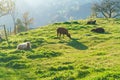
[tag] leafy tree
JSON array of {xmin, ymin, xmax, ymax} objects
[
  {"xmin": 16, "ymin": 18, "xmax": 26, "ymax": 33},
  {"xmin": 92, "ymin": 0, "xmax": 120, "ymax": 18}
]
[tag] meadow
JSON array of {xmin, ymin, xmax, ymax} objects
[{"xmin": 0, "ymin": 18, "xmax": 120, "ymax": 80}]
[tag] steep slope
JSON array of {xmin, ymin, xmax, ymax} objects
[{"xmin": 0, "ymin": 18, "xmax": 120, "ymax": 80}]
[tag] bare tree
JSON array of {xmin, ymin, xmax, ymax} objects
[
  {"xmin": 0, "ymin": 0, "xmax": 17, "ymax": 34},
  {"xmin": 92, "ymin": 0, "xmax": 120, "ymax": 18},
  {"xmin": 7, "ymin": 0, "xmax": 17, "ymax": 34},
  {"xmin": 0, "ymin": 0, "xmax": 9, "ymax": 17},
  {"xmin": 22, "ymin": 12, "xmax": 34, "ymax": 31}
]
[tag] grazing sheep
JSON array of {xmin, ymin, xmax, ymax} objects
[
  {"xmin": 17, "ymin": 42, "xmax": 31, "ymax": 50},
  {"xmin": 91, "ymin": 28, "xmax": 105, "ymax": 33},
  {"xmin": 57, "ymin": 27, "xmax": 71, "ymax": 39},
  {"xmin": 87, "ymin": 20, "xmax": 96, "ymax": 25}
]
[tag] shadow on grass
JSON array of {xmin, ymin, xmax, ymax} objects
[
  {"xmin": 67, "ymin": 38, "xmax": 88, "ymax": 50},
  {"xmin": 91, "ymin": 31, "xmax": 111, "ymax": 34}
]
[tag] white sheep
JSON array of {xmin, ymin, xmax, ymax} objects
[{"xmin": 17, "ymin": 42, "xmax": 31, "ymax": 50}]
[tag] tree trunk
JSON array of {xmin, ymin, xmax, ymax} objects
[
  {"xmin": 10, "ymin": 14, "xmax": 16, "ymax": 35},
  {"xmin": 14, "ymin": 24, "xmax": 16, "ymax": 34},
  {"xmin": 101, "ymin": 11, "xmax": 108, "ymax": 18}
]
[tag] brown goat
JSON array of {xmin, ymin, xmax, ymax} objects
[{"xmin": 57, "ymin": 27, "xmax": 71, "ymax": 39}]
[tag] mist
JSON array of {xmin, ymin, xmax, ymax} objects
[{"xmin": 0, "ymin": 0, "xmax": 96, "ymax": 30}]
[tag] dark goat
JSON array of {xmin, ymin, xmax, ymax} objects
[
  {"xmin": 57, "ymin": 27, "xmax": 71, "ymax": 39},
  {"xmin": 91, "ymin": 28, "xmax": 105, "ymax": 33},
  {"xmin": 87, "ymin": 20, "xmax": 96, "ymax": 25}
]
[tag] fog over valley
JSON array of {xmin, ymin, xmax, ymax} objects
[{"xmin": 0, "ymin": 0, "xmax": 97, "ymax": 30}]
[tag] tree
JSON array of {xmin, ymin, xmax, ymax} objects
[
  {"xmin": 16, "ymin": 18, "xmax": 26, "ymax": 33},
  {"xmin": 0, "ymin": 0, "xmax": 9, "ymax": 17},
  {"xmin": 7, "ymin": 0, "xmax": 17, "ymax": 34},
  {"xmin": 22, "ymin": 12, "xmax": 34, "ymax": 31},
  {"xmin": 92, "ymin": 0, "xmax": 120, "ymax": 18},
  {"xmin": 0, "ymin": 0, "xmax": 17, "ymax": 34}
]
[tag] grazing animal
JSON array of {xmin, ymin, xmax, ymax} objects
[
  {"xmin": 17, "ymin": 42, "xmax": 31, "ymax": 50},
  {"xmin": 87, "ymin": 20, "xmax": 96, "ymax": 25},
  {"xmin": 91, "ymin": 28, "xmax": 105, "ymax": 33},
  {"xmin": 57, "ymin": 27, "xmax": 71, "ymax": 39}
]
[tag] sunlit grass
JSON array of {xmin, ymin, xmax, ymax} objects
[{"xmin": 0, "ymin": 18, "xmax": 120, "ymax": 80}]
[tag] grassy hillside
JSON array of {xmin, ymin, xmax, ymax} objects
[{"xmin": 0, "ymin": 18, "xmax": 120, "ymax": 80}]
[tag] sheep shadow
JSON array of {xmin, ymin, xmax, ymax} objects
[{"xmin": 67, "ymin": 38, "xmax": 88, "ymax": 50}]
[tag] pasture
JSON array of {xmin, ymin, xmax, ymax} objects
[{"xmin": 0, "ymin": 18, "xmax": 120, "ymax": 80}]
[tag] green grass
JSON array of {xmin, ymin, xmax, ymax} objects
[{"xmin": 0, "ymin": 18, "xmax": 120, "ymax": 80}]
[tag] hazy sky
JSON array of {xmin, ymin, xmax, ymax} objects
[
  {"xmin": 0, "ymin": 0, "xmax": 98, "ymax": 30},
  {"xmin": 22, "ymin": 0, "xmax": 96, "ymax": 7}
]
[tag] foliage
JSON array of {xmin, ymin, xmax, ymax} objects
[{"xmin": 16, "ymin": 18, "xmax": 26, "ymax": 33}]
